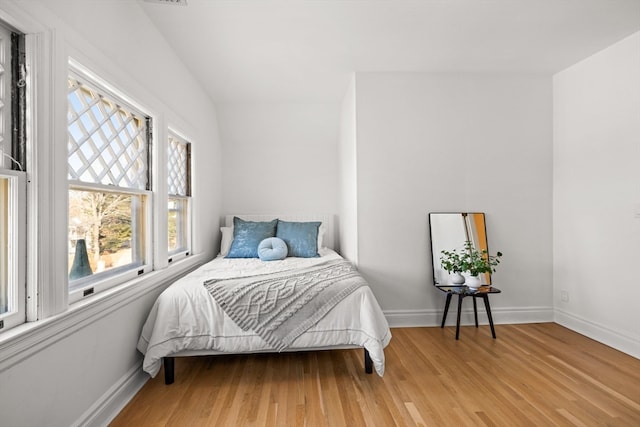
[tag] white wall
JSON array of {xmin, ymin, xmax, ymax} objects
[
  {"xmin": 553, "ymin": 32, "xmax": 640, "ymax": 358},
  {"xmin": 0, "ymin": 1, "xmax": 222, "ymax": 425},
  {"xmin": 338, "ymin": 75, "xmax": 358, "ymax": 262},
  {"xmin": 353, "ymin": 72, "xmax": 554, "ymax": 326},
  {"xmin": 218, "ymin": 103, "xmax": 340, "ymax": 220}
]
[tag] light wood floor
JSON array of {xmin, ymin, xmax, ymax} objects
[{"xmin": 111, "ymin": 323, "xmax": 640, "ymax": 426}]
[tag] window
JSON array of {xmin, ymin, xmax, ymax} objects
[
  {"xmin": 167, "ymin": 131, "xmax": 191, "ymax": 258},
  {"xmin": 0, "ymin": 21, "xmax": 26, "ymax": 330},
  {"xmin": 0, "ymin": 172, "xmax": 25, "ymax": 328},
  {"xmin": 67, "ymin": 69, "xmax": 152, "ymax": 300}
]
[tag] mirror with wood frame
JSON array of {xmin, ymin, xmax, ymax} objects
[{"xmin": 428, "ymin": 212, "xmax": 492, "ymax": 286}]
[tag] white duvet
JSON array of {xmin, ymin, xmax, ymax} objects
[{"xmin": 137, "ymin": 248, "xmax": 391, "ymax": 377}]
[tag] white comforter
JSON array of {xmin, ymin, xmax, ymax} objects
[{"xmin": 137, "ymin": 248, "xmax": 391, "ymax": 376}]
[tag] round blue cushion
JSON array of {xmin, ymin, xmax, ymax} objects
[{"xmin": 258, "ymin": 237, "xmax": 288, "ymax": 261}]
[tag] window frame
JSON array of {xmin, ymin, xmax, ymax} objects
[
  {"xmin": 0, "ymin": 170, "xmax": 26, "ymax": 330},
  {"xmin": 67, "ymin": 63, "xmax": 155, "ymax": 303},
  {"xmin": 67, "ymin": 182, "xmax": 153, "ymax": 304}
]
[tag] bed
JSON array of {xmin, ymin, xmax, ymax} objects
[{"xmin": 137, "ymin": 214, "xmax": 391, "ymax": 384}]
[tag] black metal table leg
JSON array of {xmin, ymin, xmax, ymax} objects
[
  {"xmin": 455, "ymin": 294, "xmax": 464, "ymax": 340},
  {"xmin": 441, "ymin": 292, "xmax": 452, "ymax": 328},
  {"xmin": 473, "ymin": 296, "xmax": 479, "ymax": 327},
  {"xmin": 483, "ymin": 294, "xmax": 497, "ymax": 339},
  {"xmin": 435, "ymin": 285, "xmax": 501, "ymax": 341}
]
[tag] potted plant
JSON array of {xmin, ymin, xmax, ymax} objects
[{"xmin": 439, "ymin": 241, "xmax": 502, "ymax": 288}]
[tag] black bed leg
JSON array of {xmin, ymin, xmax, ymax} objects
[
  {"xmin": 164, "ymin": 357, "xmax": 175, "ymax": 385},
  {"xmin": 364, "ymin": 349, "xmax": 373, "ymax": 374}
]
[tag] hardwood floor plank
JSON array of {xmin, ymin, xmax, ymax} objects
[{"xmin": 111, "ymin": 324, "xmax": 640, "ymax": 426}]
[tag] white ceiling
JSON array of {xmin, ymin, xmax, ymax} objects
[{"xmin": 140, "ymin": 0, "xmax": 640, "ymax": 103}]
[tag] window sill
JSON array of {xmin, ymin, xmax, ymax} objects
[{"xmin": 0, "ymin": 253, "xmax": 207, "ymax": 374}]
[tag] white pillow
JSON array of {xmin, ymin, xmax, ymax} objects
[
  {"xmin": 220, "ymin": 226, "xmax": 234, "ymax": 256},
  {"xmin": 317, "ymin": 223, "xmax": 325, "ymax": 249}
]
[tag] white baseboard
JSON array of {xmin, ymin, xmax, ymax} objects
[
  {"xmin": 385, "ymin": 306, "xmax": 554, "ymax": 328},
  {"xmin": 74, "ymin": 361, "xmax": 149, "ymax": 427},
  {"xmin": 554, "ymin": 309, "xmax": 640, "ymax": 359}
]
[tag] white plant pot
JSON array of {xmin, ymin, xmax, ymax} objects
[
  {"xmin": 450, "ymin": 272, "xmax": 465, "ymax": 285},
  {"xmin": 465, "ymin": 275, "xmax": 482, "ymax": 289}
]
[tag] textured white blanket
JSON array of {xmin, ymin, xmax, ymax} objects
[{"xmin": 204, "ymin": 260, "xmax": 365, "ymax": 351}]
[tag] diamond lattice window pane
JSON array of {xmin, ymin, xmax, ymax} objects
[
  {"xmin": 167, "ymin": 134, "xmax": 190, "ymax": 196},
  {"xmin": 68, "ymin": 77, "xmax": 148, "ymax": 190}
]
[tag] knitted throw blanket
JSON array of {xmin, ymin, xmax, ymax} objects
[{"xmin": 203, "ymin": 260, "xmax": 366, "ymax": 351}]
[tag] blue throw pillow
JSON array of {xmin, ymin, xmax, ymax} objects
[
  {"xmin": 226, "ymin": 217, "xmax": 278, "ymax": 258},
  {"xmin": 258, "ymin": 237, "xmax": 288, "ymax": 261},
  {"xmin": 276, "ymin": 220, "xmax": 321, "ymax": 258}
]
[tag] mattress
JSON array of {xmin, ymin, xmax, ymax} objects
[{"xmin": 137, "ymin": 248, "xmax": 391, "ymax": 376}]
